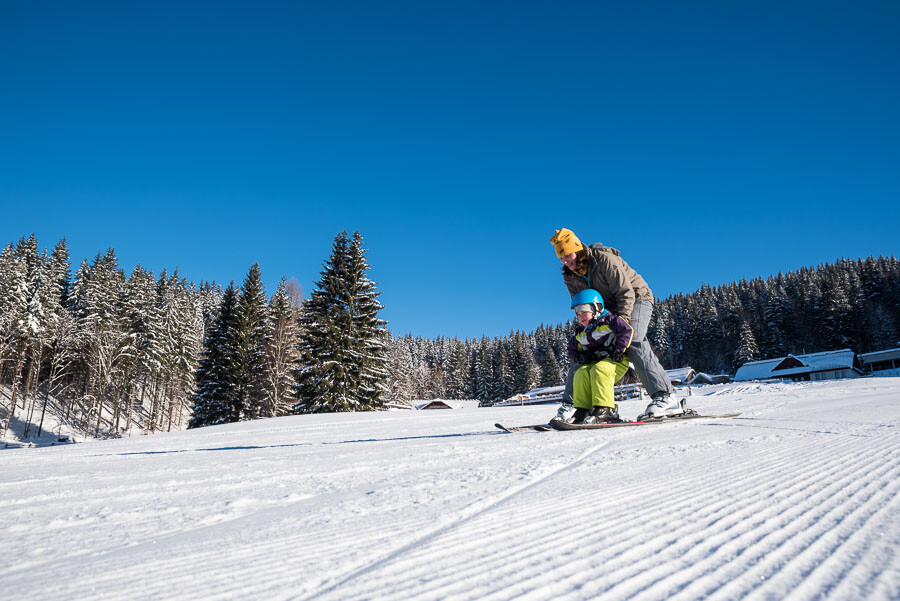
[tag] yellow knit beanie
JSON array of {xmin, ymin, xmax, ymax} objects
[{"xmin": 550, "ymin": 228, "xmax": 584, "ymax": 258}]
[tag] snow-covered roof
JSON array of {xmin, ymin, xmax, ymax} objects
[
  {"xmin": 858, "ymin": 347, "xmax": 900, "ymax": 363},
  {"xmin": 688, "ymin": 372, "xmax": 730, "ymax": 385},
  {"xmin": 415, "ymin": 399, "xmax": 481, "ymax": 410},
  {"xmin": 734, "ymin": 349, "xmax": 858, "ymax": 381}
]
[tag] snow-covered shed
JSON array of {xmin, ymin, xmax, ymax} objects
[
  {"xmin": 416, "ymin": 400, "xmax": 481, "ymax": 410},
  {"xmin": 688, "ymin": 373, "xmax": 731, "ymax": 385},
  {"xmin": 858, "ymin": 346, "xmax": 900, "ymax": 376},
  {"xmin": 665, "ymin": 367, "xmax": 696, "ymax": 386},
  {"xmin": 734, "ymin": 349, "xmax": 862, "ymax": 382}
]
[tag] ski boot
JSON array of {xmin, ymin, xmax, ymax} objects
[
  {"xmin": 556, "ymin": 403, "xmax": 576, "ymax": 423},
  {"xmin": 569, "ymin": 407, "xmax": 590, "ymax": 424},
  {"xmin": 583, "ymin": 405, "xmax": 621, "ymax": 424},
  {"xmin": 639, "ymin": 393, "xmax": 685, "ymax": 420}
]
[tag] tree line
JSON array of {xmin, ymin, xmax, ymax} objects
[
  {"xmin": 0, "ymin": 235, "xmax": 218, "ymax": 439},
  {"xmin": 647, "ymin": 256, "xmax": 900, "ymax": 374},
  {"xmin": 1, "ymin": 231, "xmax": 897, "ymax": 439},
  {"xmin": 188, "ymin": 230, "xmax": 389, "ymax": 427},
  {"xmin": 0, "ymin": 231, "xmax": 391, "ymax": 439},
  {"xmin": 383, "ymin": 257, "xmax": 899, "ymax": 402}
]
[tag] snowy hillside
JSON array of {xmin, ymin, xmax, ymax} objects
[{"xmin": 2, "ymin": 378, "xmax": 898, "ymax": 601}]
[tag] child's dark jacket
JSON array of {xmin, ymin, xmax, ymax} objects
[{"xmin": 567, "ymin": 311, "xmax": 634, "ymax": 365}]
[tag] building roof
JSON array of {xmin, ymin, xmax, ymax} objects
[
  {"xmin": 415, "ymin": 399, "xmax": 481, "ymax": 410},
  {"xmin": 734, "ymin": 349, "xmax": 857, "ymax": 381},
  {"xmin": 858, "ymin": 347, "xmax": 900, "ymax": 363},
  {"xmin": 688, "ymin": 372, "xmax": 730, "ymax": 385}
]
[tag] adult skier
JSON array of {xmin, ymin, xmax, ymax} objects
[{"xmin": 550, "ymin": 227, "xmax": 683, "ymax": 418}]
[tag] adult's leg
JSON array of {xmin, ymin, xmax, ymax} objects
[
  {"xmin": 563, "ymin": 362, "xmax": 579, "ymax": 404},
  {"xmin": 625, "ymin": 300, "xmax": 674, "ymax": 397}
]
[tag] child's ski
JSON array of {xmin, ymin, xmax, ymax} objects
[
  {"xmin": 496, "ymin": 413, "xmax": 741, "ymax": 433},
  {"xmin": 549, "ymin": 412, "xmax": 742, "ymax": 431},
  {"xmin": 494, "ymin": 422, "xmax": 553, "ymax": 433}
]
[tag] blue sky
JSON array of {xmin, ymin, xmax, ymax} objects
[{"xmin": 1, "ymin": 1, "xmax": 898, "ymax": 339}]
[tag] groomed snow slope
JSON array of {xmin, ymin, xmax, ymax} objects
[{"xmin": 2, "ymin": 378, "xmax": 898, "ymax": 601}]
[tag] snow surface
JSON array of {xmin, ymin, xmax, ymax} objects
[{"xmin": 2, "ymin": 378, "xmax": 899, "ymax": 601}]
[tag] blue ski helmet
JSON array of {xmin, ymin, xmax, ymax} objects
[{"xmin": 570, "ymin": 289, "xmax": 604, "ymax": 314}]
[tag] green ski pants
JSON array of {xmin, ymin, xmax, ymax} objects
[{"xmin": 572, "ymin": 358, "xmax": 630, "ymax": 409}]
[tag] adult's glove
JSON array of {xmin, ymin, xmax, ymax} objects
[{"xmin": 612, "ymin": 349, "xmax": 625, "ymax": 363}]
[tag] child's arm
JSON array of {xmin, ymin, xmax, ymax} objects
[{"xmin": 609, "ymin": 313, "xmax": 634, "ymax": 353}]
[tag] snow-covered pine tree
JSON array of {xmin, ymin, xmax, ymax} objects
[
  {"xmin": 295, "ymin": 233, "xmax": 352, "ymax": 413},
  {"xmin": 410, "ymin": 335, "xmax": 437, "ymax": 400},
  {"xmin": 34, "ymin": 239, "xmax": 73, "ymax": 437},
  {"xmin": 0, "ymin": 243, "xmax": 31, "ymax": 435},
  {"xmin": 820, "ymin": 272, "xmax": 854, "ymax": 350},
  {"xmin": 444, "ymin": 340, "xmax": 469, "ymax": 399},
  {"xmin": 295, "ymin": 231, "xmax": 389, "ymax": 413},
  {"xmin": 189, "ymin": 283, "xmax": 239, "ymax": 428},
  {"xmin": 122, "ymin": 265, "xmax": 162, "ymax": 430},
  {"xmin": 760, "ymin": 279, "xmax": 790, "ymax": 359},
  {"xmin": 156, "ymin": 270, "xmax": 200, "ymax": 431},
  {"xmin": 346, "ymin": 231, "xmax": 389, "ymax": 409},
  {"xmin": 264, "ymin": 277, "xmax": 302, "ymax": 417},
  {"xmin": 230, "ymin": 263, "xmax": 269, "ymax": 421},
  {"xmin": 511, "ymin": 332, "xmax": 539, "ymax": 394},
  {"xmin": 472, "ymin": 337, "xmax": 494, "ymax": 402},
  {"xmin": 13, "ymin": 245, "xmax": 53, "ymax": 438},
  {"xmin": 733, "ymin": 320, "xmax": 759, "ymax": 371},
  {"xmin": 538, "ymin": 346, "xmax": 561, "ymax": 388},
  {"xmin": 491, "ymin": 343, "xmax": 515, "ymax": 402},
  {"xmin": 69, "ymin": 249, "xmax": 129, "ymax": 437},
  {"xmin": 384, "ymin": 334, "xmax": 415, "ymax": 406}
]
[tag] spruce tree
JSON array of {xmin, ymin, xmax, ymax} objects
[
  {"xmin": 821, "ymin": 274, "xmax": 854, "ymax": 350},
  {"xmin": 346, "ymin": 231, "xmax": 390, "ymax": 408},
  {"xmin": 232, "ymin": 263, "xmax": 269, "ymax": 420},
  {"xmin": 733, "ymin": 321, "xmax": 759, "ymax": 371},
  {"xmin": 538, "ymin": 348, "xmax": 562, "ymax": 387},
  {"xmin": 445, "ymin": 340, "xmax": 469, "ymax": 399},
  {"xmin": 295, "ymin": 231, "xmax": 389, "ymax": 413},
  {"xmin": 511, "ymin": 333, "xmax": 539, "ymax": 394},
  {"xmin": 473, "ymin": 338, "xmax": 494, "ymax": 401},
  {"xmin": 189, "ymin": 283, "xmax": 239, "ymax": 427},
  {"xmin": 385, "ymin": 334, "xmax": 415, "ymax": 406},
  {"xmin": 295, "ymin": 232, "xmax": 352, "ymax": 412}
]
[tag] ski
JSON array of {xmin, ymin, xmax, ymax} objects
[
  {"xmin": 494, "ymin": 422, "xmax": 553, "ymax": 433},
  {"xmin": 549, "ymin": 412, "xmax": 742, "ymax": 431},
  {"xmin": 549, "ymin": 419, "xmax": 650, "ymax": 431},
  {"xmin": 497, "ymin": 413, "xmax": 741, "ymax": 433},
  {"xmin": 632, "ymin": 411, "xmax": 742, "ymax": 424}
]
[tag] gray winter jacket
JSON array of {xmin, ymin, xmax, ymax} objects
[{"xmin": 563, "ymin": 243, "xmax": 653, "ymax": 321}]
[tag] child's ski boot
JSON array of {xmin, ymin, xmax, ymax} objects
[{"xmin": 584, "ymin": 405, "xmax": 620, "ymax": 424}]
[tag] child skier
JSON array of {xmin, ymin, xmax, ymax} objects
[{"xmin": 562, "ymin": 289, "xmax": 634, "ymax": 424}]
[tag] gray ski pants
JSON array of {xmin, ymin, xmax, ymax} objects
[{"xmin": 564, "ymin": 300, "xmax": 674, "ymax": 403}]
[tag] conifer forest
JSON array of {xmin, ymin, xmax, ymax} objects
[{"xmin": 0, "ymin": 231, "xmax": 897, "ymax": 439}]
